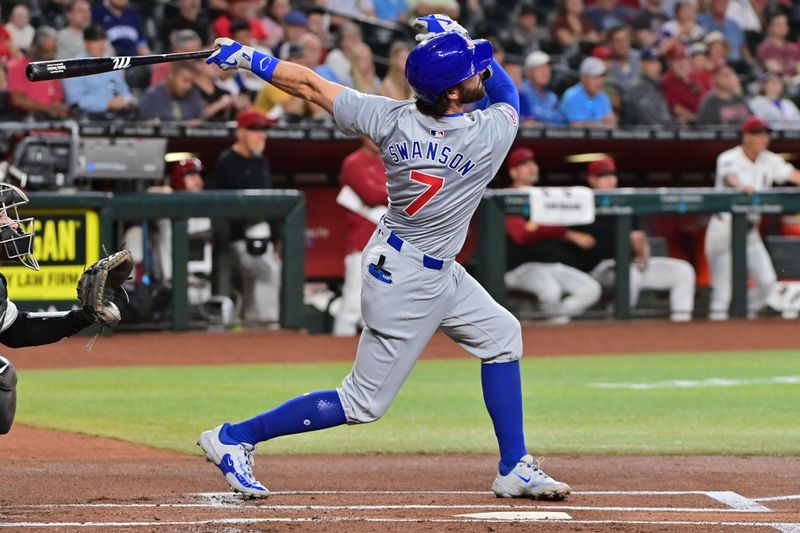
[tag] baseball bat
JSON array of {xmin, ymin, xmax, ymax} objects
[{"xmin": 25, "ymin": 49, "xmax": 215, "ymax": 82}]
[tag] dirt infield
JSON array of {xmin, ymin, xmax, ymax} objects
[{"xmin": 1, "ymin": 320, "xmax": 799, "ymax": 531}]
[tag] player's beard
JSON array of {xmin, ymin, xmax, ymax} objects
[{"xmin": 459, "ymin": 84, "xmax": 486, "ymax": 105}]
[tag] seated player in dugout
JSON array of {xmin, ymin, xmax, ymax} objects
[
  {"xmin": 0, "ymin": 183, "xmax": 126, "ymax": 435},
  {"xmin": 503, "ymin": 147, "xmax": 601, "ymax": 324},
  {"xmin": 570, "ymin": 158, "xmax": 697, "ymax": 322}
]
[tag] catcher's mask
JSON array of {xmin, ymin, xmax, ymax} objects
[{"xmin": 0, "ymin": 183, "xmax": 39, "ymax": 271}]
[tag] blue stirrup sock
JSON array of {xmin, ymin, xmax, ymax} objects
[
  {"xmin": 481, "ymin": 360, "xmax": 527, "ymax": 476},
  {"xmin": 221, "ymin": 389, "xmax": 347, "ymax": 446}
]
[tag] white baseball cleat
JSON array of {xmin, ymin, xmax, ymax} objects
[
  {"xmin": 491, "ymin": 455, "xmax": 571, "ymax": 500},
  {"xmin": 197, "ymin": 423, "xmax": 269, "ymax": 498}
]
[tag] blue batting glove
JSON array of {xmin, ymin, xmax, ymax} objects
[
  {"xmin": 206, "ymin": 38, "xmax": 281, "ymax": 82},
  {"xmin": 413, "ymin": 14, "xmax": 468, "ymax": 42},
  {"xmin": 206, "ymin": 38, "xmax": 254, "ymax": 71}
]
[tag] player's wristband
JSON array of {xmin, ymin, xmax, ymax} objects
[{"xmin": 250, "ymin": 50, "xmax": 281, "ymax": 83}]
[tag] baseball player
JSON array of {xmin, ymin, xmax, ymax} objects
[
  {"xmin": 333, "ymin": 137, "xmax": 389, "ymax": 336},
  {"xmin": 573, "ymin": 158, "xmax": 696, "ymax": 322},
  {"xmin": 504, "ymin": 147, "xmax": 601, "ymax": 324},
  {"xmin": 198, "ymin": 15, "xmax": 571, "ymax": 500},
  {"xmin": 0, "ymin": 182, "xmax": 128, "ymax": 435},
  {"xmin": 706, "ymin": 116, "xmax": 800, "ymax": 320}
]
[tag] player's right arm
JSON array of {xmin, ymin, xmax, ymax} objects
[
  {"xmin": 717, "ymin": 151, "xmax": 753, "ymax": 194},
  {"xmin": 206, "ymin": 38, "xmax": 343, "ymax": 115}
]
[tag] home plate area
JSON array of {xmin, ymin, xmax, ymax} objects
[{"xmin": 3, "ymin": 490, "xmax": 799, "ymax": 532}]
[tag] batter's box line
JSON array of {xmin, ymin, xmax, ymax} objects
[{"xmin": 187, "ymin": 490, "xmax": 771, "ymax": 513}]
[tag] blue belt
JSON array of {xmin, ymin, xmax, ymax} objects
[{"xmin": 386, "ymin": 232, "xmax": 444, "ymax": 270}]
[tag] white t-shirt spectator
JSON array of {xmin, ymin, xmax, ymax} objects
[
  {"xmin": 5, "ymin": 22, "xmax": 33, "ymax": 51},
  {"xmin": 749, "ymin": 96, "xmax": 800, "ymax": 130}
]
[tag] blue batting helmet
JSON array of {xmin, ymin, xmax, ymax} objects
[{"xmin": 405, "ymin": 32, "xmax": 493, "ymax": 105}]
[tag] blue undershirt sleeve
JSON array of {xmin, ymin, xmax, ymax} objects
[{"xmin": 483, "ymin": 59, "xmax": 520, "ymax": 115}]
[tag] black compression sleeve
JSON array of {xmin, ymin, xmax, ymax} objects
[{"xmin": 0, "ymin": 310, "xmax": 92, "ymax": 348}]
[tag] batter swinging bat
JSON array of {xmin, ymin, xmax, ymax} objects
[{"xmin": 25, "ymin": 50, "xmax": 214, "ymax": 82}]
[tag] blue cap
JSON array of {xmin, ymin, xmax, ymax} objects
[
  {"xmin": 640, "ymin": 48, "xmax": 660, "ymax": 61},
  {"xmin": 283, "ymin": 10, "xmax": 307, "ymax": 27},
  {"xmin": 405, "ymin": 32, "xmax": 493, "ymax": 105}
]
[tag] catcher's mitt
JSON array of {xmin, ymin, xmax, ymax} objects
[{"xmin": 77, "ymin": 250, "xmax": 133, "ymax": 327}]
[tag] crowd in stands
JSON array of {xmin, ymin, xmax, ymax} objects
[{"xmin": 0, "ymin": 0, "xmax": 796, "ymax": 128}]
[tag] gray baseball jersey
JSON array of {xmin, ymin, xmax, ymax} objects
[
  {"xmin": 334, "ymin": 87, "xmax": 519, "ymax": 259},
  {"xmin": 331, "ymin": 87, "xmax": 523, "ymax": 424}
]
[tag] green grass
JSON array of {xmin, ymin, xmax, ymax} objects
[{"xmin": 15, "ymin": 350, "xmax": 800, "ymax": 456}]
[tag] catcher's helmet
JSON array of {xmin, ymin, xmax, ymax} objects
[
  {"xmin": 171, "ymin": 158, "xmax": 203, "ymax": 190},
  {"xmin": 405, "ymin": 32, "xmax": 493, "ymax": 105},
  {"xmin": 0, "ymin": 182, "xmax": 38, "ymax": 271}
]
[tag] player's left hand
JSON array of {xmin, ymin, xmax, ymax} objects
[
  {"xmin": 413, "ymin": 14, "xmax": 468, "ymax": 42},
  {"xmin": 206, "ymin": 38, "xmax": 255, "ymax": 71},
  {"xmin": 77, "ymin": 250, "xmax": 134, "ymax": 327}
]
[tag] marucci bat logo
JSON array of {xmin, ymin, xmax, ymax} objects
[{"xmin": 111, "ymin": 56, "xmax": 131, "ymax": 70}]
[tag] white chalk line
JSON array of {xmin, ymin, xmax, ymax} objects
[
  {"xmin": 590, "ymin": 376, "xmax": 800, "ymax": 390},
  {"xmin": 755, "ymin": 495, "xmax": 800, "ymax": 502},
  {"xmin": 3, "ymin": 503, "xmax": 774, "ymax": 513},
  {"xmin": 0, "ymin": 518, "xmax": 798, "ymax": 529}
]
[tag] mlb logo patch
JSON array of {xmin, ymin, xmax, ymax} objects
[
  {"xmin": 430, "ymin": 129, "xmax": 445, "ymax": 138},
  {"xmin": 501, "ymin": 105, "xmax": 518, "ymax": 126}
]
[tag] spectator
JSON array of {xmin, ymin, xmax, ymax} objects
[
  {"xmin": 325, "ymin": 22, "xmax": 363, "ymax": 86},
  {"xmin": 725, "ymin": 0, "xmax": 762, "ymax": 35},
  {"xmin": 375, "ymin": 0, "xmax": 407, "ymax": 22},
  {"xmin": 62, "ymin": 25, "xmax": 135, "ymax": 117},
  {"xmin": 275, "ymin": 10, "xmax": 309, "ymax": 60},
  {"xmin": 501, "ymin": 56, "xmax": 530, "ymax": 121},
  {"xmin": 756, "ymin": 13, "xmax": 800, "ymax": 81},
  {"xmin": 503, "ymin": 148, "xmax": 601, "ymax": 324},
  {"xmin": 57, "ymin": 0, "xmax": 110, "ymax": 60},
  {"xmin": 212, "ymin": 0, "xmax": 268, "ymax": 47},
  {"xmin": 590, "ymin": 44, "xmax": 622, "ymax": 113},
  {"xmin": 632, "ymin": 0, "xmax": 669, "ymax": 48},
  {"xmin": 660, "ymin": 44, "xmax": 707, "ymax": 124},
  {"xmin": 138, "ymin": 62, "xmax": 204, "ymax": 122},
  {"xmin": 378, "ymin": 41, "xmax": 412, "ymax": 100},
  {"xmin": 158, "ymin": 0, "xmax": 210, "ymax": 50},
  {"xmin": 607, "ymin": 25, "xmax": 641, "ymax": 90},
  {"xmin": 302, "ymin": 32, "xmax": 341, "ymax": 84},
  {"xmin": 749, "ymin": 72, "xmax": 800, "ymax": 130},
  {"xmin": 585, "ymin": 0, "xmax": 636, "ymax": 32},
  {"xmin": 571, "ymin": 158, "xmax": 696, "ymax": 322},
  {"xmin": 260, "ymin": 0, "xmax": 290, "ymax": 49},
  {"xmin": 306, "ymin": 6, "xmax": 333, "ymax": 52},
  {"xmin": 703, "ymin": 30, "xmax": 730, "ymax": 71},
  {"xmin": 330, "ymin": 0, "xmax": 375, "ymax": 20},
  {"xmin": 195, "ymin": 59, "xmax": 251, "ymax": 121},
  {"xmin": 333, "ymin": 137, "xmax": 388, "ymax": 336},
  {"xmin": 688, "ymin": 42, "xmax": 713, "ymax": 92},
  {"xmin": 0, "ymin": 6, "xmax": 20, "ymax": 60},
  {"xmin": 520, "ymin": 51, "xmax": 568, "ymax": 126},
  {"xmin": 5, "ymin": 5, "xmax": 33, "ymax": 53},
  {"xmin": 661, "ymin": 0, "xmax": 705, "ymax": 46},
  {"xmin": 560, "ymin": 57, "xmax": 617, "ymax": 127},
  {"xmin": 697, "ymin": 0, "xmax": 747, "ymax": 63},
  {"xmin": 706, "ymin": 117, "xmax": 800, "ymax": 320},
  {"xmin": 551, "ymin": 0, "xmax": 599, "ymax": 49},
  {"xmin": 695, "ymin": 63, "xmax": 750, "ymax": 126},
  {"xmin": 349, "ymin": 42, "xmax": 380, "ymax": 94},
  {"xmin": 499, "ymin": 1, "xmax": 541, "ymax": 57},
  {"xmin": 92, "ymin": 0, "xmax": 151, "ymax": 56},
  {"xmin": 150, "ymin": 29, "xmax": 202, "ymax": 87},
  {"xmin": 622, "ymin": 49, "xmax": 675, "ymax": 126},
  {"xmin": 213, "ymin": 109, "xmax": 281, "ymax": 324},
  {"xmin": 7, "ymin": 26, "xmax": 69, "ymax": 118}
]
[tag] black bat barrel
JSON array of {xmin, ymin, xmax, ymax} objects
[{"xmin": 25, "ymin": 50, "xmax": 214, "ymax": 82}]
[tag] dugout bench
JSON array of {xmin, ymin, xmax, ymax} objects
[
  {"xmin": 23, "ymin": 191, "xmax": 306, "ymax": 331},
  {"xmin": 474, "ymin": 188, "xmax": 800, "ymax": 319}
]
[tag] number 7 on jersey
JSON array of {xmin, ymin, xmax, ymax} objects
[{"xmin": 404, "ymin": 170, "xmax": 445, "ymax": 217}]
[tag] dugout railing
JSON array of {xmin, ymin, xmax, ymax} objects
[
  {"xmin": 475, "ymin": 188, "xmax": 800, "ymax": 319},
  {"xmin": 24, "ymin": 191, "xmax": 306, "ymax": 331}
]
